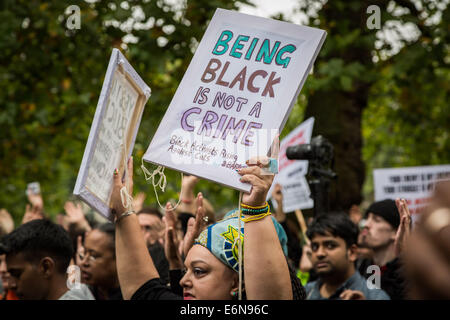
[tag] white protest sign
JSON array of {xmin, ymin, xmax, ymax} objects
[
  {"xmin": 143, "ymin": 8, "xmax": 326, "ymax": 192},
  {"xmin": 374, "ymin": 164, "xmax": 450, "ymax": 220},
  {"xmin": 74, "ymin": 49, "xmax": 151, "ymax": 220},
  {"xmin": 268, "ymin": 117, "xmax": 315, "ymax": 212}
]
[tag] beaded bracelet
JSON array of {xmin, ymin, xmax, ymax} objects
[
  {"xmin": 240, "ymin": 211, "xmax": 272, "ymax": 223},
  {"xmin": 241, "ymin": 202, "xmax": 269, "ymax": 209},
  {"xmin": 240, "ymin": 202, "xmax": 270, "ymax": 216}
]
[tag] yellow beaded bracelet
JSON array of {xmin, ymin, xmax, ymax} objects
[
  {"xmin": 240, "ymin": 201, "xmax": 269, "ymax": 210},
  {"xmin": 240, "ymin": 211, "xmax": 272, "ymax": 223}
]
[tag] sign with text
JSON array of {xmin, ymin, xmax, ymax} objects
[
  {"xmin": 74, "ymin": 49, "xmax": 151, "ymax": 220},
  {"xmin": 374, "ymin": 164, "xmax": 450, "ymax": 219},
  {"xmin": 143, "ymin": 8, "xmax": 326, "ymax": 192},
  {"xmin": 268, "ymin": 117, "xmax": 315, "ymax": 212}
]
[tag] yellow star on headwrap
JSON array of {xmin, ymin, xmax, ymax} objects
[{"xmin": 221, "ymin": 225, "xmax": 244, "ymax": 261}]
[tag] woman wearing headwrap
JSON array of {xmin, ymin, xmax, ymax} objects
[{"xmin": 112, "ymin": 156, "xmax": 302, "ymax": 300}]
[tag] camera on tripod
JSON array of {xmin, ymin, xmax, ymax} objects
[
  {"xmin": 286, "ymin": 135, "xmax": 336, "ymax": 178},
  {"xmin": 286, "ymin": 135, "xmax": 337, "ymax": 215}
]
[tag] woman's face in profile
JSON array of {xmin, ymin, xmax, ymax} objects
[{"xmin": 180, "ymin": 244, "xmax": 238, "ymax": 300}]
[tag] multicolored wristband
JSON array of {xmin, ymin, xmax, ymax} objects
[
  {"xmin": 241, "ymin": 211, "xmax": 272, "ymax": 223},
  {"xmin": 240, "ymin": 202, "xmax": 270, "ymax": 215}
]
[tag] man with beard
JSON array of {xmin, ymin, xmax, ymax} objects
[
  {"xmin": 305, "ymin": 213, "xmax": 389, "ymax": 300},
  {"xmin": 358, "ymin": 199, "xmax": 410, "ymax": 300}
]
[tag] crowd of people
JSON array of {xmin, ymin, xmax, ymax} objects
[{"xmin": 0, "ymin": 155, "xmax": 449, "ymax": 300}]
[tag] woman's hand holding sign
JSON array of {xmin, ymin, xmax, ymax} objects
[
  {"xmin": 236, "ymin": 136, "xmax": 292, "ymax": 300},
  {"xmin": 238, "ymin": 160, "xmax": 274, "ymax": 207},
  {"xmin": 111, "ymin": 158, "xmax": 159, "ymax": 300},
  {"xmin": 238, "ymin": 135, "xmax": 279, "ymax": 207}
]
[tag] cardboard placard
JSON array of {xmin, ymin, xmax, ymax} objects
[
  {"xmin": 268, "ymin": 117, "xmax": 315, "ymax": 212},
  {"xmin": 74, "ymin": 48, "xmax": 151, "ymax": 220},
  {"xmin": 143, "ymin": 8, "xmax": 326, "ymax": 192},
  {"xmin": 374, "ymin": 164, "xmax": 450, "ymax": 222}
]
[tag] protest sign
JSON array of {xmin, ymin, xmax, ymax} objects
[
  {"xmin": 268, "ymin": 117, "xmax": 315, "ymax": 212},
  {"xmin": 143, "ymin": 8, "xmax": 326, "ymax": 192},
  {"xmin": 74, "ymin": 48, "xmax": 151, "ymax": 220},
  {"xmin": 374, "ymin": 164, "xmax": 450, "ymax": 221}
]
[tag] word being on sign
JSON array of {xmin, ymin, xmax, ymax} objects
[
  {"xmin": 212, "ymin": 30, "xmax": 296, "ymax": 68},
  {"xmin": 198, "ymin": 31, "xmax": 296, "ymax": 98}
]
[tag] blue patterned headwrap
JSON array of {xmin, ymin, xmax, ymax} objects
[{"xmin": 194, "ymin": 210, "xmax": 288, "ymax": 272}]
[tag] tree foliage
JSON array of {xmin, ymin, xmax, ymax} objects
[
  {"xmin": 362, "ymin": 1, "xmax": 450, "ymax": 200},
  {"xmin": 0, "ymin": 0, "xmax": 250, "ymax": 223},
  {"xmin": 292, "ymin": 0, "xmax": 449, "ymax": 210}
]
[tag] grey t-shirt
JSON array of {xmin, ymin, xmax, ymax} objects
[
  {"xmin": 305, "ymin": 271, "xmax": 390, "ymax": 300},
  {"xmin": 59, "ymin": 283, "xmax": 95, "ymax": 300}
]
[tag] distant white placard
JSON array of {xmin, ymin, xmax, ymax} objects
[
  {"xmin": 143, "ymin": 8, "xmax": 326, "ymax": 192},
  {"xmin": 268, "ymin": 117, "xmax": 315, "ymax": 212},
  {"xmin": 374, "ymin": 164, "xmax": 450, "ymax": 216},
  {"xmin": 74, "ymin": 49, "xmax": 151, "ymax": 220}
]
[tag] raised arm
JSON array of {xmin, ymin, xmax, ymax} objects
[
  {"xmin": 64, "ymin": 201, "xmax": 92, "ymax": 233},
  {"xmin": 394, "ymin": 198, "xmax": 412, "ymax": 257},
  {"xmin": 238, "ymin": 159, "xmax": 292, "ymax": 300},
  {"xmin": 182, "ymin": 193, "xmax": 206, "ymax": 258},
  {"xmin": 162, "ymin": 202, "xmax": 183, "ymax": 270},
  {"xmin": 177, "ymin": 175, "xmax": 200, "ymax": 214},
  {"xmin": 112, "ymin": 157, "xmax": 159, "ymax": 300}
]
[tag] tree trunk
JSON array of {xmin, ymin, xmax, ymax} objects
[
  {"xmin": 305, "ymin": 86, "xmax": 368, "ymax": 212},
  {"xmin": 303, "ymin": 0, "xmax": 382, "ymax": 212}
]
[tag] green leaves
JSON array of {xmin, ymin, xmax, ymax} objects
[
  {"xmin": 0, "ymin": 0, "xmax": 249, "ymax": 224},
  {"xmin": 307, "ymin": 58, "xmax": 368, "ymax": 92}
]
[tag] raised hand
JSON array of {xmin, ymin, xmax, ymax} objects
[
  {"xmin": 22, "ymin": 203, "xmax": 43, "ymax": 224},
  {"xmin": 238, "ymin": 161, "xmax": 274, "ymax": 207},
  {"xmin": 182, "ymin": 192, "xmax": 206, "ymax": 258},
  {"xmin": 27, "ymin": 192, "xmax": 44, "ymax": 214},
  {"xmin": 403, "ymin": 180, "xmax": 450, "ymax": 299},
  {"xmin": 133, "ymin": 192, "xmax": 147, "ymax": 213},
  {"xmin": 64, "ymin": 201, "xmax": 91, "ymax": 232},
  {"xmin": 111, "ymin": 157, "xmax": 134, "ymax": 218},
  {"xmin": 162, "ymin": 202, "xmax": 183, "ymax": 269},
  {"xmin": 179, "ymin": 175, "xmax": 200, "ymax": 214},
  {"xmin": 238, "ymin": 135, "xmax": 278, "ymax": 207},
  {"xmin": 0, "ymin": 208, "xmax": 14, "ymax": 234},
  {"xmin": 182, "ymin": 175, "xmax": 200, "ymax": 190},
  {"xmin": 394, "ymin": 198, "xmax": 412, "ymax": 257}
]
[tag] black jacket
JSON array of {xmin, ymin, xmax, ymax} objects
[{"xmin": 357, "ymin": 257, "xmax": 407, "ymax": 300}]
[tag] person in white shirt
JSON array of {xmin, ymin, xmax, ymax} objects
[{"xmin": 0, "ymin": 219, "xmax": 94, "ymax": 300}]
